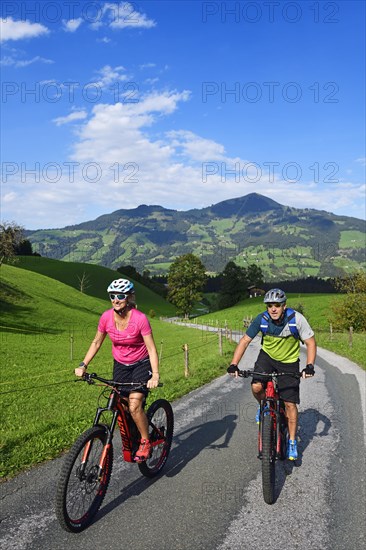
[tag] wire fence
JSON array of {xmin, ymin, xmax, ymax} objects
[{"xmin": 0, "ymin": 328, "xmax": 234, "ymax": 395}]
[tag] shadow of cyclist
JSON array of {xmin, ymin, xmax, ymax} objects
[
  {"xmin": 274, "ymin": 407, "xmax": 332, "ymax": 500},
  {"xmin": 164, "ymin": 414, "xmax": 238, "ymax": 478},
  {"xmin": 94, "ymin": 414, "xmax": 238, "ymax": 523}
]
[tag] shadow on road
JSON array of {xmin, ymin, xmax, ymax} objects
[
  {"xmin": 273, "ymin": 407, "xmax": 331, "ymax": 501},
  {"xmin": 165, "ymin": 414, "xmax": 237, "ymax": 477},
  {"xmin": 94, "ymin": 414, "xmax": 238, "ymax": 524}
]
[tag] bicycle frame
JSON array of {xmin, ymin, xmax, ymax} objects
[
  {"xmin": 258, "ymin": 378, "xmax": 286, "ymax": 460},
  {"xmin": 86, "ymin": 374, "xmax": 167, "ymax": 463},
  {"xmin": 91, "ymin": 389, "xmax": 138, "ymax": 462}
]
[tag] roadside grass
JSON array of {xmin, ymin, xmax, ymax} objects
[{"xmin": 0, "ymin": 265, "xmax": 234, "ymax": 479}]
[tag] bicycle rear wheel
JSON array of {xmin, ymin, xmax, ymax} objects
[
  {"xmin": 55, "ymin": 425, "xmax": 113, "ymax": 532},
  {"xmin": 261, "ymin": 414, "xmax": 276, "ymax": 504},
  {"xmin": 138, "ymin": 399, "xmax": 174, "ymax": 478}
]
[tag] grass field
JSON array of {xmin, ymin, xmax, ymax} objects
[
  {"xmin": 15, "ymin": 255, "xmax": 176, "ymax": 316},
  {"xmin": 0, "ymin": 264, "xmax": 235, "ymax": 479}
]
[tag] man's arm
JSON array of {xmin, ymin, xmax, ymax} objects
[
  {"xmin": 230, "ymin": 334, "xmax": 253, "ymax": 367},
  {"xmin": 304, "ymin": 335, "xmax": 317, "ymax": 365},
  {"xmin": 302, "ymin": 335, "xmax": 317, "ymax": 378}
]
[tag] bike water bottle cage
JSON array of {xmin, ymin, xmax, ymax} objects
[{"xmin": 260, "ymin": 308, "xmax": 303, "ymax": 343}]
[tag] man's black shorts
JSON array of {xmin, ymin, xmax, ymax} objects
[
  {"xmin": 251, "ymin": 350, "xmax": 300, "ymax": 404},
  {"xmin": 113, "ymin": 357, "xmax": 152, "ymax": 397}
]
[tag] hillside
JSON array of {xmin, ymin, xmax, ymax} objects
[
  {"xmin": 12, "ymin": 256, "xmax": 176, "ymax": 317},
  {"xmin": 26, "ymin": 193, "xmax": 366, "ymax": 279}
]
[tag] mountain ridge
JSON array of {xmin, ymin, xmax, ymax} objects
[{"xmin": 27, "ymin": 193, "xmax": 365, "ymax": 279}]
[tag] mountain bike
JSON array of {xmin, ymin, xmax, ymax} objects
[
  {"xmin": 238, "ymin": 369, "xmax": 300, "ymax": 505},
  {"xmin": 55, "ymin": 372, "xmax": 174, "ymax": 533}
]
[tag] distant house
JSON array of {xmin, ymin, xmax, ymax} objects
[{"xmin": 247, "ymin": 285, "xmax": 265, "ymax": 298}]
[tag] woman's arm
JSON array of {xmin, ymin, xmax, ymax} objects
[
  {"xmin": 143, "ymin": 333, "xmax": 160, "ymax": 388},
  {"xmin": 74, "ymin": 330, "xmax": 106, "ymax": 376}
]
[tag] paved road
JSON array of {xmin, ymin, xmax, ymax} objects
[{"xmin": 1, "ymin": 339, "xmax": 365, "ymax": 550}]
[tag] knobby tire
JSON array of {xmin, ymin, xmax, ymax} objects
[
  {"xmin": 55, "ymin": 425, "xmax": 113, "ymax": 533},
  {"xmin": 261, "ymin": 414, "xmax": 276, "ymax": 505},
  {"xmin": 138, "ymin": 399, "xmax": 174, "ymax": 478}
]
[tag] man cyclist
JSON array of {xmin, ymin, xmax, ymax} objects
[{"xmin": 228, "ymin": 288, "xmax": 316, "ymax": 460}]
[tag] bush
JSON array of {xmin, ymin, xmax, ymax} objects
[{"xmin": 329, "ymin": 293, "xmax": 366, "ymax": 332}]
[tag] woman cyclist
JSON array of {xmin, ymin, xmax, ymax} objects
[{"xmin": 74, "ymin": 278, "xmax": 160, "ymax": 462}]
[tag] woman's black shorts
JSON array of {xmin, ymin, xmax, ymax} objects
[
  {"xmin": 113, "ymin": 357, "xmax": 152, "ymax": 397},
  {"xmin": 251, "ymin": 349, "xmax": 300, "ymax": 404}
]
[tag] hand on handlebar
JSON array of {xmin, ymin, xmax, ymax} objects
[
  {"xmin": 74, "ymin": 366, "xmax": 86, "ymax": 377},
  {"xmin": 147, "ymin": 373, "xmax": 160, "ymax": 389},
  {"xmin": 227, "ymin": 364, "xmax": 239, "ymax": 377},
  {"xmin": 301, "ymin": 364, "xmax": 315, "ymax": 378}
]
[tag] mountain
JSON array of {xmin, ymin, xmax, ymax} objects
[{"xmin": 27, "ymin": 193, "xmax": 365, "ymax": 279}]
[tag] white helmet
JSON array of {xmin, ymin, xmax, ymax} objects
[
  {"xmin": 263, "ymin": 288, "xmax": 287, "ymax": 303},
  {"xmin": 107, "ymin": 279, "xmax": 134, "ymax": 294}
]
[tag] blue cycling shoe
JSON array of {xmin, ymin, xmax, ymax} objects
[{"xmin": 287, "ymin": 439, "xmax": 298, "ymax": 460}]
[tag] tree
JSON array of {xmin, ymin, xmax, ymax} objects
[
  {"xmin": 167, "ymin": 254, "xmax": 207, "ymax": 317},
  {"xmin": 246, "ymin": 263, "xmax": 264, "ymax": 288},
  {"xmin": 218, "ymin": 261, "xmax": 247, "ymax": 309},
  {"xmin": 0, "ymin": 222, "xmax": 24, "ymax": 266},
  {"xmin": 334, "ymin": 271, "xmax": 366, "ymax": 294},
  {"xmin": 77, "ymin": 271, "xmax": 91, "ymax": 293},
  {"xmin": 14, "ymin": 239, "xmax": 34, "ymax": 256},
  {"xmin": 330, "ymin": 271, "xmax": 366, "ymax": 331}
]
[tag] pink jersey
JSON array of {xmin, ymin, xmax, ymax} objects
[{"xmin": 98, "ymin": 308, "xmax": 152, "ymax": 364}]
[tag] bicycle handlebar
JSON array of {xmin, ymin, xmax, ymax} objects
[
  {"xmin": 78, "ymin": 372, "xmax": 163, "ymax": 387},
  {"xmin": 238, "ymin": 369, "xmax": 301, "ymax": 380}
]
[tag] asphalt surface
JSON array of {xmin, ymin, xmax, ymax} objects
[{"xmin": 0, "ymin": 338, "xmax": 365, "ymax": 550}]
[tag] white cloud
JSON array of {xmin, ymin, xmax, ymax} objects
[
  {"xmin": 355, "ymin": 157, "xmax": 366, "ymax": 166},
  {"xmin": 62, "ymin": 18, "xmax": 83, "ymax": 33},
  {"xmin": 2, "ymin": 88, "xmax": 365, "ymax": 228},
  {"xmin": 53, "ymin": 110, "xmax": 88, "ymax": 126},
  {"xmin": 93, "ymin": 64, "xmax": 128, "ymax": 89},
  {"xmin": 1, "ymin": 55, "xmax": 53, "ymax": 67},
  {"xmin": 139, "ymin": 63, "xmax": 156, "ymax": 70},
  {"xmin": 0, "ymin": 17, "xmax": 49, "ymax": 42},
  {"xmin": 103, "ymin": 2, "xmax": 156, "ymax": 29},
  {"xmin": 167, "ymin": 130, "xmax": 226, "ymax": 162}
]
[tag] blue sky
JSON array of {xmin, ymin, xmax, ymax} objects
[{"xmin": 1, "ymin": 0, "xmax": 365, "ymax": 229}]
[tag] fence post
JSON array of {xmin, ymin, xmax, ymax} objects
[
  {"xmin": 218, "ymin": 330, "xmax": 223, "ymax": 356},
  {"xmin": 349, "ymin": 326, "xmax": 353, "ymax": 348},
  {"xmin": 183, "ymin": 344, "xmax": 189, "ymax": 377},
  {"xmin": 70, "ymin": 332, "xmax": 74, "ymax": 361},
  {"xmin": 329, "ymin": 323, "xmax": 333, "ymax": 341},
  {"xmin": 159, "ymin": 339, "xmax": 164, "ymax": 362}
]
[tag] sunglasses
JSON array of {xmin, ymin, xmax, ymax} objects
[
  {"xmin": 109, "ymin": 293, "xmax": 128, "ymax": 301},
  {"xmin": 266, "ymin": 303, "xmax": 284, "ymax": 308}
]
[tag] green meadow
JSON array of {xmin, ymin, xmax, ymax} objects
[{"xmin": 0, "ymin": 263, "xmax": 234, "ymax": 479}]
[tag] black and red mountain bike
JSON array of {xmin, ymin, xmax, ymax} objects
[
  {"xmin": 238, "ymin": 369, "xmax": 300, "ymax": 504},
  {"xmin": 56, "ymin": 372, "xmax": 174, "ymax": 532}
]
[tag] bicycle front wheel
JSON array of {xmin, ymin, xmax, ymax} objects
[
  {"xmin": 138, "ymin": 399, "xmax": 174, "ymax": 478},
  {"xmin": 55, "ymin": 425, "xmax": 113, "ymax": 532},
  {"xmin": 261, "ymin": 414, "xmax": 276, "ymax": 505}
]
